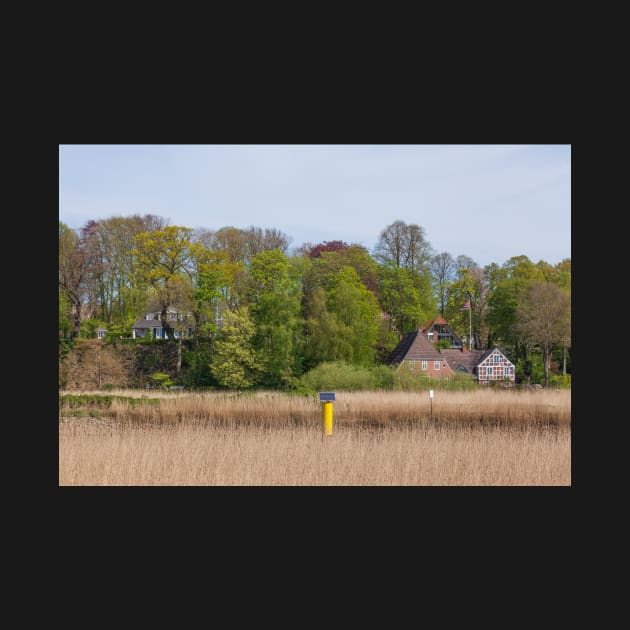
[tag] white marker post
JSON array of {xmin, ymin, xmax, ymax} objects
[{"xmin": 429, "ymin": 389, "xmax": 434, "ymax": 421}]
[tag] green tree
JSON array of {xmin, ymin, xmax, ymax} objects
[
  {"xmin": 327, "ymin": 267, "xmax": 381, "ymax": 366},
  {"xmin": 377, "ymin": 263, "xmax": 434, "ymax": 335},
  {"xmin": 133, "ymin": 226, "xmax": 195, "ymax": 338},
  {"xmin": 485, "ymin": 255, "xmax": 546, "ymax": 359},
  {"xmin": 303, "ymin": 287, "xmax": 349, "ymax": 369},
  {"xmin": 249, "ymin": 250, "xmax": 303, "ymax": 387},
  {"xmin": 516, "ymin": 280, "xmax": 570, "ymax": 387},
  {"xmin": 210, "ymin": 309, "xmax": 258, "ymax": 389},
  {"xmin": 59, "ymin": 221, "xmax": 87, "ymax": 338}
]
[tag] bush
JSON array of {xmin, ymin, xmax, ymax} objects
[
  {"xmin": 299, "ymin": 361, "xmax": 394, "ymax": 392},
  {"xmin": 549, "ymin": 374, "xmax": 571, "ymax": 389},
  {"xmin": 516, "ymin": 355, "xmax": 545, "ymax": 385},
  {"xmin": 148, "ymin": 372, "xmax": 175, "ymax": 389},
  {"xmin": 393, "ymin": 369, "xmax": 477, "ymax": 391}
]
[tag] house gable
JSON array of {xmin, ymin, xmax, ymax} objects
[
  {"xmin": 423, "ymin": 316, "xmax": 464, "ymax": 349},
  {"xmin": 387, "ymin": 330, "xmax": 454, "ymax": 377},
  {"xmin": 476, "ymin": 349, "xmax": 515, "ymax": 384}
]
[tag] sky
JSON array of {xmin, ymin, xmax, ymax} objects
[{"xmin": 59, "ymin": 144, "xmax": 571, "ymax": 268}]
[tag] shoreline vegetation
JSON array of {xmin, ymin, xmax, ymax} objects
[
  {"xmin": 59, "ymin": 389, "xmax": 570, "ymax": 486},
  {"xmin": 59, "ymin": 388, "xmax": 570, "ymax": 427}
]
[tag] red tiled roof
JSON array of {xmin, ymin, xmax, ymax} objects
[
  {"xmin": 388, "ymin": 329, "xmax": 443, "ymax": 364},
  {"xmin": 423, "ymin": 315, "xmax": 448, "ymax": 330}
]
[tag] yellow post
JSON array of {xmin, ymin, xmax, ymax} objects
[{"xmin": 322, "ymin": 401, "xmax": 333, "ymax": 436}]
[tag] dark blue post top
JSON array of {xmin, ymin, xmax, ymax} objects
[{"xmin": 318, "ymin": 392, "xmax": 336, "ymax": 402}]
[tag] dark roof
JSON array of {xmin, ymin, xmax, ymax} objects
[
  {"xmin": 440, "ymin": 349, "xmax": 486, "ymax": 372},
  {"xmin": 132, "ymin": 318, "xmax": 163, "ymax": 329},
  {"xmin": 440, "ymin": 347, "xmax": 514, "ymax": 372},
  {"xmin": 477, "ymin": 349, "xmax": 495, "ymax": 364},
  {"xmin": 388, "ymin": 330, "xmax": 443, "ymax": 364},
  {"xmin": 143, "ymin": 300, "xmax": 183, "ymax": 314}
]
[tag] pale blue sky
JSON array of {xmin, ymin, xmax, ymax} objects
[{"xmin": 59, "ymin": 144, "xmax": 571, "ymax": 268}]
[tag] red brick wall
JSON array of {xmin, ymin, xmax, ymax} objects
[{"xmin": 403, "ymin": 359, "xmax": 454, "ymax": 378}]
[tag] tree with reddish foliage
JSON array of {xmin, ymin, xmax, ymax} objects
[{"xmin": 307, "ymin": 240, "xmax": 350, "ymax": 258}]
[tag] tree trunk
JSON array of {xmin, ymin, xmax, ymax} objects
[
  {"xmin": 544, "ymin": 347, "xmax": 551, "ymax": 388},
  {"xmin": 160, "ymin": 307, "xmax": 173, "ymax": 339},
  {"xmin": 177, "ymin": 335, "xmax": 182, "ymax": 376},
  {"xmin": 72, "ymin": 300, "xmax": 82, "ymax": 338},
  {"xmin": 562, "ymin": 344, "xmax": 567, "ymax": 376}
]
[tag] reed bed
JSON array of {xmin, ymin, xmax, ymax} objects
[
  {"xmin": 60, "ymin": 388, "xmax": 570, "ymax": 428},
  {"xmin": 59, "ymin": 388, "xmax": 570, "ymax": 486},
  {"xmin": 59, "ymin": 420, "xmax": 570, "ymax": 486}
]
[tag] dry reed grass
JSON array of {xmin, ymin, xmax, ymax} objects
[
  {"xmin": 59, "ymin": 421, "xmax": 570, "ymax": 486},
  {"xmin": 60, "ymin": 388, "xmax": 570, "ymax": 428},
  {"xmin": 59, "ymin": 389, "xmax": 570, "ymax": 486}
]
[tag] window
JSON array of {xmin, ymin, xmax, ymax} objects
[
  {"xmin": 421, "ymin": 360, "xmax": 428, "ymax": 371},
  {"xmin": 487, "ymin": 367, "xmax": 493, "ymax": 377},
  {"xmin": 434, "ymin": 361, "xmax": 440, "ymax": 370},
  {"xmin": 407, "ymin": 360, "xmax": 416, "ymax": 369},
  {"xmin": 504, "ymin": 366, "xmax": 512, "ymax": 376},
  {"xmin": 493, "ymin": 354, "xmax": 501, "ymax": 363}
]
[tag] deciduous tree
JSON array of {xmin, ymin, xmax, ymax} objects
[{"xmin": 516, "ymin": 280, "xmax": 570, "ymax": 387}]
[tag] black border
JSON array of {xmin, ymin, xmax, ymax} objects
[{"xmin": 50, "ymin": 89, "xmax": 575, "ymax": 564}]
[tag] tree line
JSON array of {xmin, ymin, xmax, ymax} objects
[{"xmin": 59, "ymin": 216, "xmax": 571, "ymax": 388}]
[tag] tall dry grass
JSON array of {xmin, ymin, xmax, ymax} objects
[
  {"xmin": 59, "ymin": 389, "xmax": 570, "ymax": 486},
  {"xmin": 60, "ymin": 388, "xmax": 570, "ymax": 428},
  {"xmin": 59, "ymin": 421, "xmax": 570, "ymax": 486}
]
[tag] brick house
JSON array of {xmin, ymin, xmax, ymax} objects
[
  {"xmin": 387, "ymin": 329, "xmax": 454, "ymax": 377},
  {"xmin": 388, "ymin": 318, "xmax": 515, "ymax": 385}
]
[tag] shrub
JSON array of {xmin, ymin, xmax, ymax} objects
[
  {"xmin": 299, "ymin": 361, "xmax": 392, "ymax": 392},
  {"xmin": 549, "ymin": 374, "xmax": 571, "ymax": 389},
  {"xmin": 148, "ymin": 372, "xmax": 175, "ymax": 389},
  {"xmin": 393, "ymin": 369, "xmax": 477, "ymax": 391}
]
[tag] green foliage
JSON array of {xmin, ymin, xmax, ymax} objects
[
  {"xmin": 80, "ymin": 318, "xmax": 108, "ymax": 339},
  {"xmin": 59, "ymin": 394, "xmax": 160, "ymax": 415},
  {"xmin": 435, "ymin": 339, "xmax": 452, "ymax": 350},
  {"xmin": 181, "ymin": 340, "xmax": 216, "ymax": 387},
  {"xmin": 393, "ymin": 369, "xmax": 477, "ymax": 391},
  {"xmin": 549, "ymin": 374, "xmax": 571, "ymax": 389},
  {"xmin": 377, "ymin": 263, "xmax": 433, "ymax": 334},
  {"xmin": 59, "ymin": 394, "xmax": 160, "ymax": 408},
  {"xmin": 149, "ymin": 372, "xmax": 176, "ymax": 388},
  {"xmin": 299, "ymin": 361, "xmax": 395, "ymax": 392},
  {"xmin": 515, "ymin": 354, "xmax": 545, "ymax": 384},
  {"xmin": 58, "ymin": 337, "xmax": 73, "ymax": 360},
  {"xmin": 59, "ymin": 290, "xmax": 73, "ymax": 338},
  {"xmin": 326, "ymin": 267, "xmax": 380, "ymax": 366},
  {"xmin": 249, "ymin": 250, "xmax": 303, "ymax": 387},
  {"xmin": 210, "ymin": 309, "xmax": 258, "ymax": 389}
]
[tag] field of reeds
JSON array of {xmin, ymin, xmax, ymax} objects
[{"xmin": 59, "ymin": 389, "xmax": 571, "ymax": 486}]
